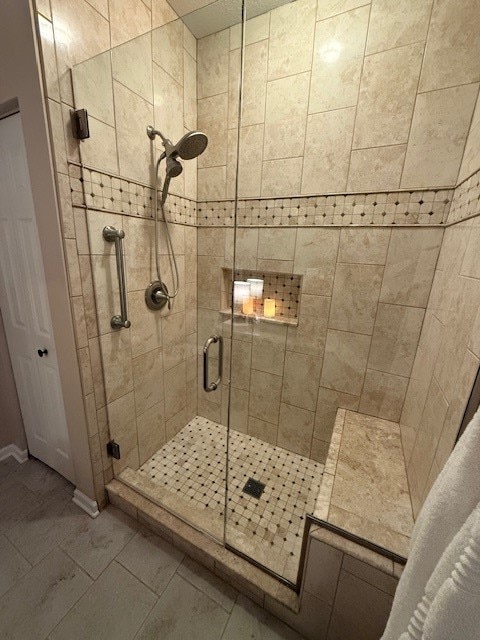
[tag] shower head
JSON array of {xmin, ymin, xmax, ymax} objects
[
  {"xmin": 172, "ymin": 131, "xmax": 208, "ymax": 160},
  {"xmin": 166, "ymin": 155, "xmax": 183, "ymax": 178},
  {"xmin": 147, "ymin": 125, "xmax": 208, "ymax": 160}
]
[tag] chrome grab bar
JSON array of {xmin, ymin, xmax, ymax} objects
[
  {"xmin": 103, "ymin": 225, "xmax": 131, "ymax": 329},
  {"xmin": 203, "ymin": 334, "xmax": 223, "ymax": 392}
]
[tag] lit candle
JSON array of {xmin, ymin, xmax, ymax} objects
[
  {"xmin": 242, "ymin": 297, "xmax": 254, "ymax": 315},
  {"xmin": 233, "ymin": 281, "xmax": 250, "ymax": 304},
  {"xmin": 247, "ymin": 278, "xmax": 264, "ymax": 299},
  {"xmin": 233, "ymin": 281, "xmax": 250, "ymax": 313},
  {"xmin": 264, "ymin": 298, "xmax": 275, "ymax": 318}
]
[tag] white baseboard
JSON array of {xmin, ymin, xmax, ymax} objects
[
  {"xmin": 72, "ymin": 488, "xmax": 100, "ymax": 518},
  {"xmin": 0, "ymin": 444, "xmax": 28, "ymax": 464}
]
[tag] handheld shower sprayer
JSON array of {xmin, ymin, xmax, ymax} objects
[{"xmin": 145, "ymin": 125, "xmax": 208, "ymax": 311}]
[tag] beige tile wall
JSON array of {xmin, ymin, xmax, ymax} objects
[
  {"xmin": 265, "ymin": 527, "xmax": 399, "ymax": 640},
  {"xmin": 197, "ymin": 0, "xmax": 480, "ymax": 200},
  {"xmin": 401, "ymin": 167, "xmax": 480, "ymax": 517},
  {"xmin": 36, "ymin": 0, "xmax": 197, "ymax": 506},
  {"xmin": 36, "ymin": 0, "xmax": 480, "ymax": 515},
  {"xmin": 197, "ymin": 225, "xmax": 443, "ymax": 462}
]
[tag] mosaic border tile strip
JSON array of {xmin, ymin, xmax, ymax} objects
[
  {"xmin": 121, "ymin": 415, "xmax": 324, "ymax": 583},
  {"xmin": 447, "ymin": 168, "xmax": 480, "ymax": 224},
  {"xmin": 197, "ymin": 189, "xmax": 453, "ymax": 227},
  {"xmin": 69, "ymin": 163, "xmax": 457, "ymax": 228},
  {"xmin": 68, "ymin": 163, "xmax": 197, "ymax": 225}
]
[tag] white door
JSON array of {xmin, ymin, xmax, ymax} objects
[{"xmin": 0, "ymin": 113, "xmax": 74, "ymax": 482}]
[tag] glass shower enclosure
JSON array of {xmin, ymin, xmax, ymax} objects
[{"xmin": 71, "ymin": 0, "xmax": 324, "ymax": 587}]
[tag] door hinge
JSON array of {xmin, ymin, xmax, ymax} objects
[
  {"xmin": 106, "ymin": 440, "xmax": 121, "ymax": 460},
  {"xmin": 71, "ymin": 108, "xmax": 90, "ymax": 140}
]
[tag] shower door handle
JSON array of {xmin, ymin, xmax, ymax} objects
[
  {"xmin": 203, "ymin": 335, "xmax": 223, "ymax": 392},
  {"xmin": 103, "ymin": 226, "xmax": 131, "ymax": 329}
]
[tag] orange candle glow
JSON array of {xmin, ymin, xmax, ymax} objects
[
  {"xmin": 242, "ymin": 297, "xmax": 254, "ymax": 315},
  {"xmin": 263, "ymin": 298, "xmax": 275, "ymax": 318}
]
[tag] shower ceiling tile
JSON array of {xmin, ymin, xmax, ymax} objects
[{"xmin": 169, "ymin": 0, "xmax": 291, "ymax": 39}]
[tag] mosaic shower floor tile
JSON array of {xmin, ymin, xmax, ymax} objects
[{"xmin": 120, "ymin": 415, "xmax": 324, "ymax": 583}]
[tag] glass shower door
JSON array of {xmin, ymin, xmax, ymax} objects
[{"xmin": 224, "ymin": 0, "xmax": 325, "ymax": 585}]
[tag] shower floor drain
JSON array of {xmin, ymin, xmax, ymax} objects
[{"xmin": 243, "ymin": 478, "xmax": 265, "ymax": 499}]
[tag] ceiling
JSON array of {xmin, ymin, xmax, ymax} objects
[{"xmin": 166, "ymin": 0, "xmax": 294, "ymax": 38}]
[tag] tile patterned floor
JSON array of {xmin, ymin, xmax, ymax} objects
[
  {"xmin": 124, "ymin": 416, "xmax": 324, "ymax": 583},
  {"xmin": 0, "ymin": 456, "xmax": 304, "ymax": 640}
]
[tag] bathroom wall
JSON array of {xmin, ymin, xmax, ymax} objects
[
  {"xmin": 1, "ymin": 0, "xmax": 95, "ymax": 501},
  {"xmin": 197, "ymin": 225, "xmax": 443, "ymax": 462},
  {"xmin": 401, "ymin": 95, "xmax": 480, "ymax": 517},
  {"xmin": 35, "ymin": 0, "xmax": 200, "ymax": 504},
  {"xmin": 197, "ymin": 0, "xmax": 480, "ymax": 200},
  {"xmin": 0, "ymin": 311, "xmax": 27, "ymax": 452}
]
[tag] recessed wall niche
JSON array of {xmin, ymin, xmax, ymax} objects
[{"xmin": 221, "ymin": 268, "xmax": 302, "ymax": 326}]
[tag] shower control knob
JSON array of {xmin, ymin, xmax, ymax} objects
[{"xmin": 37, "ymin": 348, "xmax": 48, "ymax": 358}]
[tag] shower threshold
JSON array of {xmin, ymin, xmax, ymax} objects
[{"xmin": 119, "ymin": 416, "xmax": 324, "ymax": 583}]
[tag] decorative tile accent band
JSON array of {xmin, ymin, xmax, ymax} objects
[
  {"xmin": 447, "ymin": 168, "xmax": 480, "ymax": 224},
  {"xmin": 198, "ymin": 189, "xmax": 453, "ymax": 227},
  {"xmin": 69, "ymin": 163, "xmax": 457, "ymax": 228},
  {"xmin": 68, "ymin": 163, "xmax": 197, "ymax": 225}
]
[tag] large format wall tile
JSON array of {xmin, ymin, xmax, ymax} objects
[
  {"xmin": 153, "ymin": 64, "xmax": 184, "ymax": 153},
  {"xmin": 277, "ymin": 403, "xmax": 315, "ymax": 457},
  {"xmin": 268, "ymin": 0, "xmax": 316, "ymax": 81},
  {"xmin": 113, "ymin": 33, "xmax": 153, "ymax": 103},
  {"xmin": 264, "ymin": 73, "xmax": 310, "ymax": 161},
  {"xmin": 329, "ymin": 263, "xmax": 384, "ymax": 335},
  {"xmin": 309, "ymin": 5, "xmax": 369, "ymax": 114},
  {"xmin": 401, "ymin": 83, "xmax": 479, "ymax": 188},
  {"xmin": 353, "ymin": 43, "xmax": 423, "ymax": 149},
  {"xmin": 73, "ymin": 51, "xmax": 114, "ymax": 125},
  {"xmin": 302, "ymin": 108, "xmax": 356, "ymax": 194},
  {"xmin": 198, "ymin": 93, "xmax": 228, "ymax": 169},
  {"xmin": 359, "ymin": 369, "xmax": 409, "ymax": 422},
  {"xmin": 261, "ymin": 158, "xmax": 303, "ymax": 197},
  {"xmin": 348, "ymin": 145, "xmax": 406, "ymax": 191},
  {"xmin": 380, "ymin": 229, "xmax": 443, "ymax": 307},
  {"xmin": 294, "ymin": 229, "xmax": 340, "ymax": 296},
  {"xmin": 152, "ymin": 19, "xmax": 184, "ymax": 83},
  {"xmin": 338, "ymin": 228, "xmax": 391, "ymax": 266},
  {"xmin": 366, "ymin": 0, "xmax": 433, "ymax": 55},
  {"xmin": 321, "ymin": 330, "xmax": 371, "ymax": 396},
  {"xmin": 109, "ymin": 0, "xmax": 151, "ymax": 48},
  {"xmin": 419, "ymin": 0, "xmax": 480, "ymax": 92},
  {"xmin": 114, "ymin": 81, "xmax": 153, "ymax": 184},
  {"xmin": 249, "ymin": 369, "xmax": 283, "ymax": 425},
  {"xmin": 368, "ymin": 304, "xmax": 424, "ymax": 377},
  {"xmin": 282, "ymin": 351, "xmax": 322, "ymax": 412},
  {"xmin": 197, "ymin": 30, "xmax": 229, "ymax": 98},
  {"xmin": 458, "ymin": 93, "xmax": 480, "ymax": 182},
  {"xmin": 51, "ymin": 0, "xmax": 110, "ymax": 68},
  {"xmin": 241, "ymin": 41, "xmax": 268, "ymax": 127}
]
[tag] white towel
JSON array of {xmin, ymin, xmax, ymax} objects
[{"xmin": 382, "ymin": 407, "xmax": 480, "ymax": 640}]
